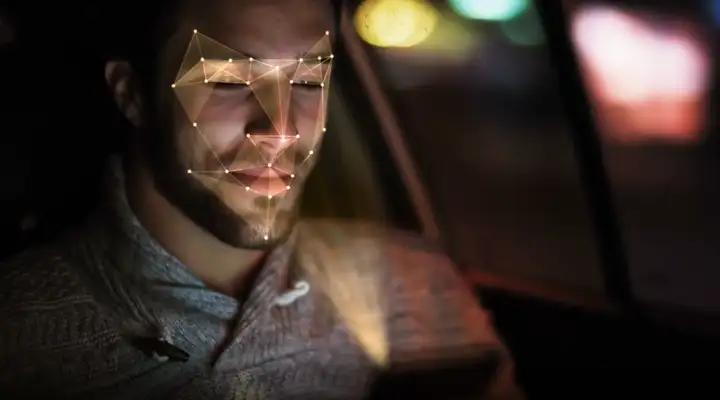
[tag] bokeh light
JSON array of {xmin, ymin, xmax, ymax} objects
[
  {"xmin": 355, "ymin": 0, "xmax": 439, "ymax": 48},
  {"xmin": 412, "ymin": 11, "xmax": 480, "ymax": 56},
  {"xmin": 710, "ymin": 0, "xmax": 720, "ymax": 25},
  {"xmin": 500, "ymin": 6, "xmax": 544, "ymax": 46},
  {"xmin": 572, "ymin": 5, "xmax": 710, "ymax": 144},
  {"xmin": 449, "ymin": 0, "xmax": 528, "ymax": 21}
]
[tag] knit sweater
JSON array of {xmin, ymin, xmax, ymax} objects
[{"xmin": 0, "ymin": 164, "xmax": 521, "ymax": 399}]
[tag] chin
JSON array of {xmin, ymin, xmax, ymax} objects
[
  {"xmin": 152, "ymin": 160, "xmax": 299, "ymax": 250},
  {"xmin": 229, "ymin": 210, "xmax": 297, "ymax": 249}
]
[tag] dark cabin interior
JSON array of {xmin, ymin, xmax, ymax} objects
[{"xmin": 2, "ymin": 0, "xmax": 720, "ymax": 398}]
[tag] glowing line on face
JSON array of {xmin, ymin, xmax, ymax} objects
[{"xmin": 171, "ymin": 29, "xmax": 334, "ymax": 239}]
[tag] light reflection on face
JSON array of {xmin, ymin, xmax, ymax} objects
[{"xmin": 148, "ymin": 0, "xmax": 335, "ymax": 247}]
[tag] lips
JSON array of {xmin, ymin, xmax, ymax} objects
[{"xmin": 230, "ymin": 167, "xmax": 293, "ymax": 196}]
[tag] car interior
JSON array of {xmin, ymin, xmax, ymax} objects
[{"xmin": 2, "ymin": 0, "xmax": 720, "ymax": 398}]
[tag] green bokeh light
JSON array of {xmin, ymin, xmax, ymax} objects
[
  {"xmin": 500, "ymin": 7, "xmax": 544, "ymax": 46},
  {"xmin": 449, "ymin": 0, "xmax": 529, "ymax": 21}
]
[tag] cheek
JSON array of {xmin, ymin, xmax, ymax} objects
[
  {"xmin": 172, "ymin": 122, "xmax": 209, "ymax": 168},
  {"xmin": 290, "ymin": 150, "xmax": 322, "ymax": 186},
  {"xmin": 175, "ymin": 98, "xmax": 248, "ymax": 157},
  {"xmin": 292, "ymin": 92, "xmax": 328, "ymax": 139}
]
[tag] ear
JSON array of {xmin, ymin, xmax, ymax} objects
[{"xmin": 105, "ymin": 60, "xmax": 144, "ymax": 127}]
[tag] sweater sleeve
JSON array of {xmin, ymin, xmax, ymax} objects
[
  {"xmin": 0, "ymin": 246, "xmax": 128, "ymax": 398},
  {"xmin": 383, "ymin": 232, "xmax": 525, "ymax": 399}
]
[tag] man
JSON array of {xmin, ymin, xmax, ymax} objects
[{"xmin": 0, "ymin": 0, "xmax": 523, "ymax": 398}]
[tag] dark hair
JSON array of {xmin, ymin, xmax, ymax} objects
[{"xmin": 108, "ymin": 0, "xmax": 343, "ymax": 91}]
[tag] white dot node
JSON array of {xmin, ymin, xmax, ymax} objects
[
  {"xmin": 299, "ymin": 58, "xmax": 304, "ymax": 62},
  {"xmin": 204, "ymin": 79, "xmax": 209, "ymax": 83},
  {"xmin": 286, "ymin": 186, "xmax": 291, "ymax": 190},
  {"xmin": 224, "ymin": 169, "xmax": 229, "ymax": 173},
  {"xmin": 291, "ymin": 174, "xmax": 295, "ymax": 178},
  {"xmin": 187, "ymin": 169, "xmax": 192, "ymax": 174},
  {"xmin": 249, "ymin": 57, "xmax": 254, "ymax": 61},
  {"xmin": 325, "ymin": 31, "xmax": 330, "ymax": 35},
  {"xmin": 268, "ymin": 195, "xmax": 272, "ymax": 199},
  {"xmin": 228, "ymin": 58, "xmax": 233, "ymax": 62},
  {"xmin": 193, "ymin": 29, "xmax": 198, "ymax": 33},
  {"xmin": 318, "ymin": 56, "xmax": 322, "ymax": 60},
  {"xmin": 200, "ymin": 57, "xmax": 205, "ymax": 62},
  {"xmin": 245, "ymin": 187, "xmax": 250, "ymax": 191},
  {"xmin": 267, "ymin": 163, "xmax": 272, "ymax": 167},
  {"xmin": 264, "ymin": 235, "xmax": 269, "ymax": 240},
  {"xmin": 309, "ymin": 150, "xmax": 314, "ymax": 155},
  {"xmin": 171, "ymin": 83, "xmax": 176, "ymax": 88},
  {"xmin": 295, "ymin": 134, "xmax": 301, "ymax": 138},
  {"xmin": 192, "ymin": 122, "xmax": 198, "ymax": 127}
]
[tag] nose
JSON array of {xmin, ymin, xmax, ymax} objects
[
  {"xmin": 244, "ymin": 108, "xmax": 297, "ymax": 164},
  {"xmin": 244, "ymin": 89, "xmax": 296, "ymax": 134},
  {"xmin": 245, "ymin": 112, "xmax": 276, "ymax": 136},
  {"xmin": 246, "ymin": 69, "xmax": 294, "ymax": 135}
]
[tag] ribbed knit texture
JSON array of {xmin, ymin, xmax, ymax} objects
[{"xmin": 0, "ymin": 160, "xmax": 521, "ymax": 399}]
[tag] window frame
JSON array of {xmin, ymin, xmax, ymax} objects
[
  {"xmin": 337, "ymin": 7, "xmax": 441, "ymax": 240},
  {"xmin": 337, "ymin": 0, "xmax": 636, "ymax": 314}
]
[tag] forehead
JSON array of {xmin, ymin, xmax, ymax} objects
[{"xmin": 182, "ymin": 0, "xmax": 334, "ymax": 60}]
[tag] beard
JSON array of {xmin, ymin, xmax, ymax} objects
[{"xmin": 144, "ymin": 123, "xmax": 298, "ymax": 250}]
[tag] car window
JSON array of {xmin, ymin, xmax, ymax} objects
[
  {"xmin": 346, "ymin": 0, "xmax": 604, "ymax": 298},
  {"xmin": 348, "ymin": 0, "xmax": 720, "ymax": 319},
  {"xmin": 567, "ymin": 0, "xmax": 720, "ymax": 315},
  {"xmin": 303, "ymin": 33, "xmax": 425, "ymax": 232}
]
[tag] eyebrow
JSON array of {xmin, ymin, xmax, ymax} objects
[
  {"xmin": 214, "ymin": 49, "xmax": 332, "ymax": 61},
  {"xmin": 189, "ymin": 28, "xmax": 334, "ymax": 61},
  {"xmin": 215, "ymin": 39, "xmax": 333, "ymax": 61}
]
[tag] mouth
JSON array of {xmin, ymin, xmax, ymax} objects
[{"xmin": 230, "ymin": 167, "xmax": 293, "ymax": 196}]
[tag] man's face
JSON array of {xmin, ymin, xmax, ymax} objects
[
  {"xmin": 0, "ymin": 12, "xmax": 14, "ymax": 46},
  {"xmin": 146, "ymin": 0, "xmax": 335, "ymax": 248}
]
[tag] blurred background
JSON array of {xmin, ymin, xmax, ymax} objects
[
  {"xmin": 347, "ymin": 0, "xmax": 720, "ymax": 323},
  {"xmin": 3, "ymin": 0, "xmax": 720, "ymax": 332},
  {"xmin": 2, "ymin": 0, "xmax": 720, "ymax": 392}
]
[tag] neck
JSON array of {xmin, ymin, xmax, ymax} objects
[{"xmin": 123, "ymin": 158, "xmax": 265, "ymax": 297}]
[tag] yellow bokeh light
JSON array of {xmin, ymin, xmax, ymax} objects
[{"xmin": 355, "ymin": 0, "xmax": 439, "ymax": 48}]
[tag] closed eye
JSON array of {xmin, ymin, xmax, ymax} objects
[
  {"xmin": 212, "ymin": 82, "xmax": 247, "ymax": 90},
  {"xmin": 292, "ymin": 81, "xmax": 323, "ymax": 91}
]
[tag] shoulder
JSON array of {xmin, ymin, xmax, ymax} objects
[
  {"xmin": 0, "ymin": 237, "xmax": 94, "ymax": 312},
  {"xmin": 296, "ymin": 218, "xmax": 478, "ymax": 311},
  {"xmin": 0, "ymin": 235, "xmax": 121, "ymax": 393},
  {"xmin": 365, "ymin": 227, "xmax": 508, "ymax": 368},
  {"xmin": 297, "ymin": 220, "xmax": 524, "ymax": 397},
  {"xmin": 298, "ymin": 219, "xmax": 501, "ymax": 358}
]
